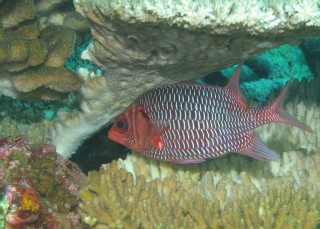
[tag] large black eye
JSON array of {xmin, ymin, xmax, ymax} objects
[{"xmin": 117, "ymin": 119, "xmax": 128, "ymax": 130}]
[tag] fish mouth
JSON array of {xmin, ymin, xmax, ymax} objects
[
  {"xmin": 107, "ymin": 130, "xmax": 117, "ymax": 142},
  {"xmin": 108, "ymin": 129, "xmax": 123, "ymax": 145}
]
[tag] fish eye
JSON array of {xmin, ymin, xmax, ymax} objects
[{"xmin": 117, "ymin": 119, "xmax": 128, "ymax": 131}]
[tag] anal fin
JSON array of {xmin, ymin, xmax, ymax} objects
[
  {"xmin": 167, "ymin": 159, "xmax": 206, "ymax": 164},
  {"xmin": 237, "ymin": 134, "xmax": 279, "ymax": 161}
]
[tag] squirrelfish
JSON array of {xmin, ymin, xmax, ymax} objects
[{"xmin": 108, "ymin": 64, "xmax": 312, "ymax": 164}]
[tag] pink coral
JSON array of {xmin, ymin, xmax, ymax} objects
[{"xmin": 0, "ymin": 136, "xmax": 31, "ymax": 158}]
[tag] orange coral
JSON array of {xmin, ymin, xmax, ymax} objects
[{"xmin": 19, "ymin": 188, "xmax": 41, "ymax": 213}]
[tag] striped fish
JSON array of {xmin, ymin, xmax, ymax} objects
[{"xmin": 108, "ymin": 64, "xmax": 312, "ymax": 164}]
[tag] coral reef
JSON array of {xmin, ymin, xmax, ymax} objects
[
  {"xmin": 0, "ymin": 94, "xmax": 79, "ymax": 146},
  {"xmin": 74, "ymin": 68, "xmax": 320, "ymax": 227},
  {"xmin": 77, "ymin": 77, "xmax": 320, "ymax": 228},
  {"xmin": 79, "ymin": 153, "xmax": 320, "ymax": 229},
  {"xmin": 0, "ymin": 136, "xmax": 85, "ymax": 228},
  {"xmin": 0, "ymin": 0, "xmax": 84, "ymax": 101},
  {"xmin": 52, "ymin": 0, "xmax": 320, "ymax": 157}
]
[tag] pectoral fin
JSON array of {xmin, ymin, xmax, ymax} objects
[{"xmin": 135, "ymin": 105, "xmax": 166, "ymax": 149}]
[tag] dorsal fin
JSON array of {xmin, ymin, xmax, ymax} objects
[{"xmin": 224, "ymin": 64, "xmax": 247, "ymax": 107}]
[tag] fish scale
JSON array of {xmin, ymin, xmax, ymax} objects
[
  {"xmin": 138, "ymin": 84, "xmax": 255, "ymax": 161},
  {"xmin": 108, "ymin": 64, "xmax": 312, "ymax": 164}
]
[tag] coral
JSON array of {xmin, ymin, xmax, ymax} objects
[
  {"xmin": 220, "ymin": 45, "xmax": 314, "ymax": 102},
  {"xmin": 0, "ymin": 92, "xmax": 80, "ymax": 145},
  {"xmin": 0, "ymin": 136, "xmax": 85, "ymax": 228},
  {"xmin": 40, "ymin": 25, "xmax": 76, "ymax": 68},
  {"xmin": 0, "ymin": 117, "xmax": 53, "ymax": 146},
  {"xmin": 5, "ymin": 185, "xmax": 42, "ymax": 228},
  {"xmin": 65, "ymin": 40, "xmax": 103, "ymax": 78},
  {"xmin": 79, "ymin": 157, "xmax": 320, "ymax": 229},
  {"xmin": 36, "ymin": 0, "xmax": 70, "ymax": 13},
  {"xmin": 0, "ymin": 94, "xmax": 79, "ymax": 123},
  {"xmin": 0, "ymin": 0, "xmax": 36, "ymax": 29},
  {"xmin": 36, "ymin": 0, "xmax": 89, "ymax": 36},
  {"xmin": 0, "ymin": 0, "xmax": 83, "ymax": 101},
  {"xmin": 300, "ymin": 35, "xmax": 320, "ymax": 73},
  {"xmin": 14, "ymin": 66, "xmax": 82, "ymax": 94},
  {"xmin": 52, "ymin": 0, "xmax": 320, "ymax": 157}
]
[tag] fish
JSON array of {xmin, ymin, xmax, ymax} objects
[{"xmin": 108, "ymin": 64, "xmax": 312, "ymax": 164}]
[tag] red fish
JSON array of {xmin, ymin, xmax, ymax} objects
[{"xmin": 108, "ymin": 64, "xmax": 312, "ymax": 164}]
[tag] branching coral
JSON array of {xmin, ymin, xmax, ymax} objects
[{"xmin": 79, "ymin": 158, "xmax": 320, "ymax": 229}]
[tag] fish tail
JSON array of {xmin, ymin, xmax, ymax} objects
[{"xmin": 268, "ymin": 80, "xmax": 312, "ymax": 132}]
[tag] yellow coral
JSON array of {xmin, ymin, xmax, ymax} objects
[
  {"xmin": 0, "ymin": 0, "xmax": 36, "ymax": 29},
  {"xmin": 40, "ymin": 25, "xmax": 76, "ymax": 68},
  {"xmin": 0, "ymin": 0, "xmax": 81, "ymax": 101},
  {"xmin": 79, "ymin": 156, "xmax": 320, "ymax": 229},
  {"xmin": 14, "ymin": 66, "xmax": 82, "ymax": 93},
  {"xmin": 20, "ymin": 188, "xmax": 41, "ymax": 212}
]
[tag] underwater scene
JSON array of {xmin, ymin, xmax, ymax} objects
[{"xmin": 0, "ymin": 0, "xmax": 320, "ymax": 228}]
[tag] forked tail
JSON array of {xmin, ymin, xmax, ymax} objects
[{"xmin": 267, "ymin": 80, "xmax": 312, "ymax": 132}]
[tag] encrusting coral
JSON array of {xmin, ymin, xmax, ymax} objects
[
  {"xmin": 0, "ymin": 0, "xmax": 84, "ymax": 101},
  {"xmin": 0, "ymin": 136, "xmax": 85, "ymax": 228}
]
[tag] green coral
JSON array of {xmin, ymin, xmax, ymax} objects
[
  {"xmin": 8, "ymin": 150, "xmax": 29, "ymax": 168},
  {"xmin": 0, "ymin": 94, "xmax": 79, "ymax": 124},
  {"xmin": 65, "ymin": 40, "xmax": 104, "ymax": 78},
  {"xmin": 27, "ymin": 151, "xmax": 78, "ymax": 213},
  {"xmin": 0, "ymin": 192, "xmax": 8, "ymax": 229},
  {"xmin": 220, "ymin": 44, "xmax": 314, "ymax": 102}
]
